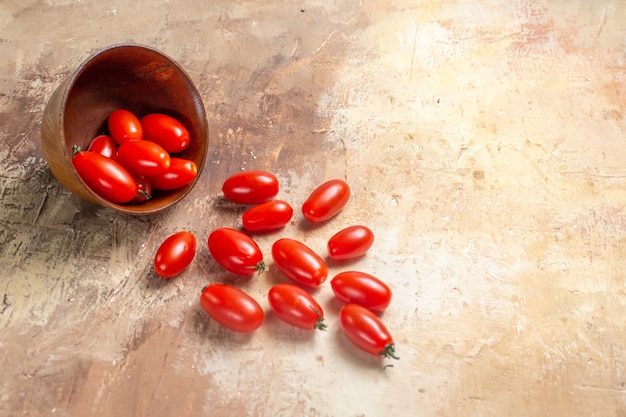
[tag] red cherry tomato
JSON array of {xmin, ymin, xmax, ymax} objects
[
  {"xmin": 116, "ymin": 140, "xmax": 171, "ymax": 177},
  {"xmin": 148, "ymin": 158, "xmax": 198, "ymax": 190},
  {"xmin": 208, "ymin": 228, "xmax": 266, "ymax": 275},
  {"xmin": 153, "ymin": 231, "xmax": 196, "ymax": 278},
  {"xmin": 271, "ymin": 238, "xmax": 327, "ymax": 288},
  {"xmin": 140, "ymin": 113, "xmax": 190, "ymax": 154},
  {"xmin": 131, "ymin": 175, "xmax": 152, "ymax": 203},
  {"xmin": 302, "ymin": 179, "xmax": 350, "ymax": 222},
  {"xmin": 87, "ymin": 134, "xmax": 117, "ymax": 159},
  {"xmin": 72, "ymin": 149, "xmax": 138, "ymax": 204},
  {"xmin": 242, "ymin": 200, "xmax": 293, "ymax": 232},
  {"xmin": 222, "ymin": 170, "xmax": 279, "ymax": 204},
  {"xmin": 108, "ymin": 109, "xmax": 143, "ymax": 145},
  {"xmin": 339, "ymin": 303, "xmax": 399, "ymax": 359},
  {"xmin": 268, "ymin": 284, "xmax": 326, "ymax": 330},
  {"xmin": 331, "ymin": 271, "xmax": 392, "ymax": 312},
  {"xmin": 200, "ymin": 284, "xmax": 264, "ymax": 332},
  {"xmin": 327, "ymin": 225, "xmax": 374, "ymax": 261}
]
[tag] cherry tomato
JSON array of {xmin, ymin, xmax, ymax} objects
[
  {"xmin": 271, "ymin": 238, "xmax": 327, "ymax": 288},
  {"xmin": 242, "ymin": 200, "xmax": 293, "ymax": 232},
  {"xmin": 302, "ymin": 179, "xmax": 350, "ymax": 222},
  {"xmin": 153, "ymin": 231, "xmax": 196, "ymax": 278},
  {"xmin": 200, "ymin": 284, "xmax": 264, "ymax": 332},
  {"xmin": 222, "ymin": 170, "xmax": 279, "ymax": 204},
  {"xmin": 108, "ymin": 109, "xmax": 142, "ymax": 145},
  {"xmin": 140, "ymin": 113, "xmax": 190, "ymax": 154},
  {"xmin": 131, "ymin": 175, "xmax": 152, "ymax": 203},
  {"xmin": 327, "ymin": 225, "xmax": 374, "ymax": 261},
  {"xmin": 331, "ymin": 271, "xmax": 392, "ymax": 312},
  {"xmin": 116, "ymin": 140, "xmax": 171, "ymax": 177},
  {"xmin": 268, "ymin": 284, "xmax": 326, "ymax": 330},
  {"xmin": 339, "ymin": 303, "xmax": 399, "ymax": 359},
  {"xmin": 208, "ymin": 228, "xmax": 266, "ymax": 275},
  {"xmin": 148, "ymin": 158, "xmax": 198, "ymax": 190},
  {"xmin": 87, "ymin": 134, "xmax": 117, "ymax": 159},
  {"xmin": 72, "ymin": 149, "xmax": 138, "ymax": 204}
]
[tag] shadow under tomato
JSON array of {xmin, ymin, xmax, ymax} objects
[{"xmin": 262, "ymin": 308, "xmax": 321, "ymax": 343}]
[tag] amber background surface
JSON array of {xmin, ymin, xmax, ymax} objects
[{"xmin": 1, "ymin": 1, "xmax": 625, "ymax": 416}]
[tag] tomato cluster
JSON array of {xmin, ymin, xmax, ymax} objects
[
  {"xmin": 150, "ymin": 171, "xmax": 399, "ymax": 363},
  {"xmin": 72, "ymin": 110, "xmax": 198, "ymax": 204}
]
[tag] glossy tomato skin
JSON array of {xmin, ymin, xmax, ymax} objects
[
  {"xmin": 131, "ymin": 175, "xmax": 152, "ymax": 203},
  {"xmin": 331, "ymin": 271, "xmax": 392, "ymax": 312},
  {"xmin": 140, "ymin": 113, "xmax": 190, "ymax": 153},
  {"xmin": 268, "ymin": 284, "xmax": 326, "ymax": 330},
  {"xmin": 72, "ymin": 150, "xmax": 138, "ymax": 204},
  {"xmin": 200, "ymin": 284, "xmax": 264, "ymax": 332},
  {"xmin": 116, "ymin": 140, "xmax": 171, "ymax": 177},
  {"xmin": 208, "ymin": 228, "xmax": 265, "ymax": 275},
  {"xmin": 154, "ymin": 231, "xmax": 196, "ymax": 278},
  {"xmin": 222, "ymin": 170, "xmax": 279, "ymax": 204},
  {"xmin": 302, "ymin": 179, "xmax": 350, "ymax": 222},
  {"xmin": 242, "ymin": 200, "xmax": 293, "ymax": 232},
  {"xmin": 87, "ymin": 134, "xmax": 117, "ymax": 159},
  {"xmin": 271, "ymin": 238, "xmax": 328, "ymax": 288},
  {"xmin": 108, "ymin": 109, "xmax": 142, "ymax": 145},
  {"xmin": 148, "ymin": 158, "xmax": 197, "ymax": 190},
  {"xmin": 328, "ymin": 225, "xmax": 374, "ymax": 261},
  {"xmin": 339, "ymin": 303, "xmax": 399, "ymax": 359}
]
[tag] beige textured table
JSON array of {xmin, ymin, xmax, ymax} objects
[{"xmin": 1, "ymin": 1, "xmax": 625, "ymax": 416}]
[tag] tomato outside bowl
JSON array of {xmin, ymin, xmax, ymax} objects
[{"xmin": 40, "ymin": 43, "xmax": 208, "ymax": 215}]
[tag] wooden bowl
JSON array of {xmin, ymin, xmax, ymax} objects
[{"xmin": 41, "ymin": 43, "xmax": 208, "ymax": 215}]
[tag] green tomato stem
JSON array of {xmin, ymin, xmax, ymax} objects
[{"xmin": 381, "ymin": 342, "xmax": 400, "ymax": 360}]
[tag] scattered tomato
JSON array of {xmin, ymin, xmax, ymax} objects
[
  {"xmin": 268, "ymin": 284, "xmax": 326, "ymax": 330},
  {"xmin": 208, "ymin": 228, "xmax": 266, "ymax": 275},
  {"xmin": 302, "ymin": 179, "xmax": 350, "ymax": 222},
  {"xmin": 271, "ymin": 238, "xmax": 327, "ymax": 288},
  {"xmin": 131, "ymin": 175, "xmax": 152, "ymax": 203},
  {"xmin": 222, "ymin": 170, "xmax": 279, "ymax": 204},
  {"xmin": 72, "ymin": 148, "xmax": 137, "ymax": 204},
  {"xmin": 116, "ymin": 140, "xmax": 171, "ymax": 177},
  {"xmin": 327, "ymin": 225, "xmax": 374, "ymax": 261},
  {"xmin": 148, "ymin": 158, "xmax": 198, "ymax": 190},
  {"xmin": 242, "ymin": 200, "xmax": 293, "ymax": 232},
  {"xmin": 331, "ymin": 271, "xmax": 391, "ymax": 312},
  {"xmin": 87, "ymin": 134, "xmax": 117, "ymax": 159},
  {"xmin": 108, "ymin": 109, "xmax": 142, "ymax": 145},
  {"xmin": 153, "ymin": 231, "xmax": 196, "ymax": 278},
  {"xmin": 140, "ymin": 113, "xmax": 190, "ymax": 153},
  {"xmin": 200, "ymin": 284, "xmax": 264, "ymax": 332},
  {"xmin": 339, "ymin": 303, "xmax": 399, "ymax": 359}
]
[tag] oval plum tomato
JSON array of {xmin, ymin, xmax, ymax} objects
[
  {"xmin": 140, "ymin": 113, "xmax": 190, "ymax": 153},
  {"xmin": 339, "ymin": 303, "xmax": 399, "ymax": 360},
  {"xmin": 327, "ymin": 225, "xmax": 374, "ymax": 261},
  {"xmin": 72, "ymin": 149, "xmax": 137, "ymax": 204},
  {"xmin": 268, "ymin": 284, "xmax": 326, "ymax": 330},
  {"xmin": 271, "ymin": 238, "xmax": 327, "ymax": 288},
  {"xmin": 131, "ymin": 175, "xmax": 152, "ymax": 203},
  {"xmin": 222, "ymin": 170, "xmax": 279, "ymax": 204},
  {"xmin": 200, "ymin": 284, "xmax": 264, "ymax": 332},
  {"xmin": 331, "ymin": 271, "xmax": 392, "ymax": 312},
  {"xmin": 148, "ymin": 158, "xmax": 198, "ymax": 190},
  {"xmin": 87, "ymin": 134, "xmax": 117, "ymax": 159},
  {"xmin": 116, "ymin": 140, "xmax": 171, "ymax": 177},
  {"xmin": 302, "ymin": 179, "xmax": 350, "ymax": 222},
  {"xmin": 108, "ymin": 109, "xmax": 142, "ymax": 145},
  {"xmin": 242, "ymin": 200, "xmax": 293, "ymax": 232},
  {"xmin": 208, "ymin": 228, "xmax": 266, "ymax": 275},
  {"xmin": 153, "ymin": 231, "xmax": 196, "ymax": 278}
]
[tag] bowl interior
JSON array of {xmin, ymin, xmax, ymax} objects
[{"xmin": 63, "ymin": 44, "xmax": 208, "ymax": 215}]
